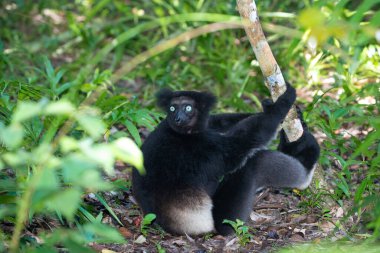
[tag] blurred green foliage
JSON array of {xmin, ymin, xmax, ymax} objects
[
  {"xmin": 0, "ymin": 0, "xmax": 379, "ymax": 251},
  {"xmin": 280, "ymin": 241, "xmax": 380, "ymax": 253},
  {"xmin": 223, "ymin": 219, "xmax": 254, "ymax": 246}
]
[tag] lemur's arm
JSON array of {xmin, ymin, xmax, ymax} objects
[{"xmin": 208, "ymin": 113, "xmax": 252, "ymax": 133}]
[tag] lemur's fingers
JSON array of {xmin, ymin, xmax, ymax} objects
[{"xmin": 283, "ymin": 82, "xmax": 296, "ymax": 104}]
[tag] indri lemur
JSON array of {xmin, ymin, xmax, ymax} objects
[{"xmin": 132, "ymin": 82, "xmax": 320, "ymax": 235}]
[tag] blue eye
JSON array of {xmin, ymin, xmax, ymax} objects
[
  {"xmin": 169, "ymin": 106, "xmax": 175, "ymax": 112},
  {"xmin": 185, "ymin": 105, "xmax": 192, "ymax": 112}
]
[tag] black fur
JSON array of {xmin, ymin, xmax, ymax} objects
[
  {"xmin": 156, "ymin": 88, "xmax": 216, "ymax": 112},
  {"xmin": 132, "ymin": 83, "xmax": 320, "ymax": 235}
]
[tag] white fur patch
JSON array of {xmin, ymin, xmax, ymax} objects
[
  {"xmin": 168, "ymin": 196, "xmax": 214, "ymax": 235},
  {"xmin": 297, "ymin": 164, "xmax": 317, "ymax": 190},
  {"xmin": 238, "ymin": 146, "xmax": 266, "ymax": 170}
]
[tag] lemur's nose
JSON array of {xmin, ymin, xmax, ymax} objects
[{"xmin": 175, "ymin": 116, "xmax": 182, "ymax": 125}]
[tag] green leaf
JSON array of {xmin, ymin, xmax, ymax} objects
[
  {"xmin": 53, "ymin": 69, "xmax": 65, "ymax": 86},
  {"xmin": 112, "ymin": 137, "xmax": 144, "ymax": 174},
  {"xmin": 222, "ymin": 219, "xmax": 237, "ymax": 229},
  {"xmin": 44, "ymin": 56, "xmax": 55, "ymax": 80},
  {"xmin": 298, "ymin": 8, "xmax": 325, "ymax": 28},
  {"xmin": 355, "ymin": 178, "xmax": 369, "ymax": 203},
  {"xmin": 91, "ymin": 145, "xmax": 115, "ymax": 175},
  {"xmin": 45, "ymin": 188, "xmax": 82, "ymax": 221},
  {"xmin": 12, "ymin": 101, "xmax": 43, "ymax": 123},
  {"xmin": 0, "ymin": 205, "xmax": 15, "ymax": 219},
  {"xmin": 94, "ymin": 193, "xmax": 123, "ymax": 226},
  {"xmin": 140, "ymin": 213, "xmax": 156, "ymax": 236},
  {"xmin": 2, "ymin": 150, "xmax": 32, "ymax": 166},
  {"xmin": 28, "ymin": 245, "xmax": 58, "ymax": 253},
  {"xmin": 61, "ymin": 155, "xmax": 96, "ymax": 183},
  {"xmin": 332, "ymin": 108, "xmax": 349, "ymax": 119},
  {"xmin": 0, "ymin": 123, "xmax": 24, "ymax": 149},
  {"xmin": 79, "ymin": 207, "xmax": 98, "ymax": 223},
  {"xmin": 80, "ymin": 83, "xmax": 97, "ymax": 93},
  {"xmin": 336, "ymin": 175, "xmax": 351, "ymax": 198},
  {"xmin": 370, "ymin": 10, "xmax": 380, "ymax": 26},
  {"xmin": 82, "ymin": 223, "xmax": 125, "ymax": 243},
  {"xmin": 78, "ymin": 141, "xmax": 115, "ymax": 175},
  {"xmin": 62, "ymin": 154, "xmax": 111, "ymax": 190},
  {"xmin": 76, "ymin": 114, "xmax": 106, "ymax": 138},
  {"xmin": 59, "ymin": 137, "xmax": 80, "ymax": 153},
  {"xmin": 31, "ymin": 143, "xmax": 53, "ymax": 164},
  {"xmin": 32, "ymin": 169, "xmax": 61, "ymax": 211},
  {"xmin": 35, "ymin": 168, "xmax": 60, "ymax": 192},
  {"xmin": 124, "ymin": 119, "xmax": 142, "ymax": 146},
  {"xmin": 142, "ymin": 213, "xmax": 156, "ymax": 226},
  {"xmin": 41, "ymin": 228, "xmax": 85, "ymax": 246},
  {"xmin": 135, "ymin": 111, "xmax": 156, "ymax": 131},
  {"xmin": 63, "ymin": 239, "xmax": 95, "ymax": 253},
  {"xmin": 351, "ymin": 130, "xmax": 380, "ymax": 158},
  {"xmin": 81, "ymin": 170, "xmax": 112, "ymax": 190},
  {"xmin": 350, "ymin": 0, "xmax": 380, "ymax": 24},
  {"xmin": 56, "ymin": 81, "xmax": 74, "ymax": 95},
  {"xmin": 44, "ymin": 100, "xmax": 75, "ymax": 115}
]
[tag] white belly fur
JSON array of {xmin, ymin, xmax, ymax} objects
[{"xmin": 167, "ymin": 194, "xmax": 214, "ymax": 235}]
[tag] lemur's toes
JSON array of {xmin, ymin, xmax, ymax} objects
[
  {"xmin": 261, "ymin": 98, "xmax": 273, "ymax": 106},
  {"xmin": 295, "ymin": 105, "xmax": 309, "ymax": 130}
]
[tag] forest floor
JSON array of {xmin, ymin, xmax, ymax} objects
[
  {"xmin": 85, "ymin": 157, "xmax": 352, "ymax": 253},
  {"xmin": 0, "ymin": 167, "xmax": 365, "ymax": 253},
  {"xmin": 85, "ymin": 128, "xmax": 357, "ymax": 252},
  {"xmin": 86, "ymin": 172, "xmax": 346, "ymax": 253}
]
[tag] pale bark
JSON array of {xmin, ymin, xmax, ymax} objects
[{"xmin": 236, "ymin": 0, "xmax": 303, "ymax": 142}]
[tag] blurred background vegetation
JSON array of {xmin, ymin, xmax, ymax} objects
[{"xmin": 0, "ymin": 0, "xmax": 379, "ymax": 252}]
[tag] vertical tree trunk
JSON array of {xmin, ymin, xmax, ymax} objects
[{"xmin": 236, "ymin": 0, "xmax": 303, "ymax": 142}]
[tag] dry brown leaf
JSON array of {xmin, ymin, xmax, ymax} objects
[
  {"xmin": 277, "ymin": 228, "xmax": 289, "ymax": 237},
  {"xmin": 250, "ymin": 211, "xmax": 276, "ymax": 224},
  {"xmin": 335, "ymin": 207, "xmax": 344, "ymax": 218},
  {"xmin": 293, "ymin": 228, "xmax": 306, "ymax": 236},
  {"xmin": 290, "ymin": 214, "xmax": 308, "ymax": 224},
  {"xmin": 320, "ymin": 221, "xmax": 336, "ymax": 233},
  {"xmin": 172, "ymin": 239, "xmax": 187, "ymax": 246},
  {"xmin": 119, "ymin": 227, "xmax": 134, "ymax": 239},
  {"xmin": 306, "ymin": 215, "xmax": 318, "ymax": 223},
  {"xmin": 290, "ymin": 233, "xmax": 305, "ymax": 242}
]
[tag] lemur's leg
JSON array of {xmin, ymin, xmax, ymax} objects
[
  {"xmin": 213, "ymin": 108, "xmax": 320, "ymax": 235},
  {"xmin": 212, "ymin": 149, "xmax": 315, "ymax": 235},
  {"xmin": 222, "ymin": 82, "xmax": 297, "ymax": 171},
  {"xmin": 278, "ymin": 106, "xmax": 320, "ymax": 170}
]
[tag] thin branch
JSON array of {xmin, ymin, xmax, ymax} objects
[{"xmin": 236, "ymin": 0, "xmax": 303, "ymax": 142}]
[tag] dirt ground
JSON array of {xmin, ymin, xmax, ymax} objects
[{"xmin": 86, "ymin": 166, "xmax": 348, "ymax": 253}]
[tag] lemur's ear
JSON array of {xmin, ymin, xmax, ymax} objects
[
  {"xmin": 156, "ymin": 88, "xmax": 173, "ymax": 110},
  {"xmin": 199, "ymin": 92, "xmax": 216, "ymax": 111}
]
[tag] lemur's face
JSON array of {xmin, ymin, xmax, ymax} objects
[{"xmin": 167, "ymin": 96, "xmax": 198, "ymax": 134}]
